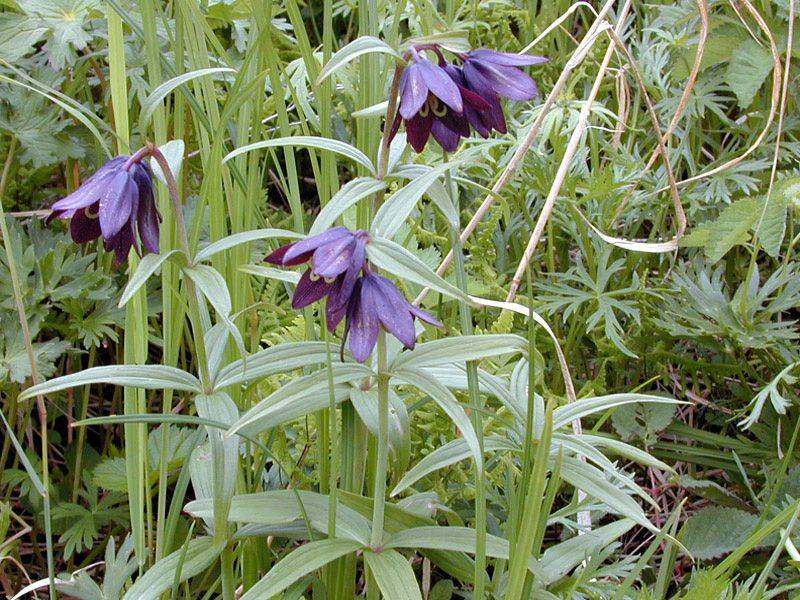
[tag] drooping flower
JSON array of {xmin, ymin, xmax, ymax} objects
[
  {"xmin": 48, "ymin": 155, "xmax": 160, "ymax": 264},
  {"xmin": 458, "ymin": 49, "xmax": 548, "ymax": 137},
  {"xmin": 266, "ymin": 226, "xmax": 369, "ymax": 328},
  {"xmin": 461, "ymin": 49, "xmax": 547, "ymax": 102},
  {"xmin": 443, "ymin": 63, "xmax": 500, "ymax": 137},
  {"xmin": 395, "ymin": 49, "xmax": 467, "ymax": 152},
  {"xmin": 344, "ymin": 271, "xmax": 442, "ymax": 363}
]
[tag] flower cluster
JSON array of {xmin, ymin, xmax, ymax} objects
[
  {"xmin": 48, "ymin": 154, "xmax": 160, "ymax": 264},
  {"xmin": 390, "ymin": 46, "xmax": 547, "ymax": 152},
  {"xmin": 267, "ymin": 228, "xmax": 441, "ymax": 362}
]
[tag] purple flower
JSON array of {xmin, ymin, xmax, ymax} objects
[
  {"xmin": 266, "ymin": 227, "xmax": 369, "ymax": 328},
  {"xmin": 461, "ymin": 49, "xmax": 548, "ymax": 103},
  {"xmin": 396, "ymin": 50, "xmax": 468, "ymax": 153},
  {"xmin": 344, "ymin": 271, "xmax": 441, "ymax": 363},
  {"xmin": 48, "ymin": 155, "xmax": 160, "ymax": 264},
  {"xmin": 443, "ymin": 64, "xmax": 501, "ymax": 137}
]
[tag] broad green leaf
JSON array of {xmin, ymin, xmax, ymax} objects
[
  {"xmin": 121, "ymin": 536, "xmax": 223, "ymax": 600},
  {"xmin": 391, "ymin": 436, "xmax": 513, "ymax": 496},
  {"xmin": 316, "ymin": 35, "xmax": 403, "ymax": 85},
  {"xmin": 16, "ymin": 0, "xmax": 93, "ymax": 69},
  {"xmin": 383, "ymin": 526, "xmax": 544, "ymax": 579},
  {"xmin": 540, "ymin": 519, "xmax": 635, "ymax": 583},
  {"xmin": 560, "ymin": 458, "xmax": 653, "ymax": 530},
  {"xmin": 224, "ymin": 136, "xmax": 375, "ymax": 174},
  {"xmin": 195, "ymin": 228, "xmax": 302, "ymax": 263},
  {"xmin": 392, "ymin": 368, "xmax": 482, "ymax": 473},
  {"xmin": 0, "ymin": 74, "xmax": 110, "ymax": 156},
  {"xmin": 185, "ymin": 490, "xmax": 372, "ymax": 543},
  {"xmin": 611, "ymin": 401, "xmax": 676, "ymax": 444},
  {"xmin": 392, "ymin": 164, "xmax": 458, "ymax": 226},
  {"xmin": 184, "ymin": 265, "xmax": 232, "ymax": 316},
  {"xmin": 185, "ymin": 265, "xmax": 245, "ymax": 358},
  {"xmin": 363, "ymin": 549, "xmax": 422, "ymax": 600},
  {"xmin": 372, "ymin": 160, "xmax": 460, "ymax": 239},
  {"xmin": 350, "ymin": 388, "xmax": 411, "ymax": 474},
  {"xmin": 214, "ymin": 341, "xmax": 338, "ymax": 389},
  {"xmin": 338, "ymin": 491, "xmax": 482, "ymax": 586},
  {"xmin": 392, "ymin": 334, "xmax": 525, "ymax": 371},
  {"xmin": 366, "ymin": 237, "xmax": 468, "ymax": 302},
  {"xmin": 238, "ymin": 264, "xmax": 301, "ymax": 284},
  {"xmin": 149, "ymin": 139, "xmax": 185, "ymax": 187},
  {"xmin": 404, "ymin": 31, "xmax": 471, "ymax": 53},
  {"xmin": 309, "ymin": 177, "xmax": 386, "ymax": 235},
  {"xmin": 726, "ymin": 40, "xmax": 773, "ymax": 109},
  {"xmin": 195, "ymin": 392, "xmax": 239, "ymax": 538},
  {"xmin": 227, "ymin": 364, "xmax": 373, "ymax": 436},
  {"xmin": 119, "ymin": 251, "xmax": 183, "ymax": 307},
  {"xmin": 353, "ymin": 100, "xmax": 389, "ymax": 118},
  {"xmin": 682, "ymin": 507, "xmax": 760, "ymax": 560},
  {"xmin": 757, "ymin": 191, "xmax": 789, "ymax": 258},
  {"xmin": 241, "ymin": 539, "xmax": 363, "ymax": 600},
  {"xmin": 706, "ymin": 199, "xmax": 758, "ymax": 262},
  {"xmin": 140, "ymin": 68, "xmax": 236, "ymax": 126},
  {"xmin": 19, "ymin": 365, "xmax": 202, "ymax": 399},
  {"xmin": 553, "ymin": 394, "xmax": 681, "ymax": 431},
  {"xmin": 0, "ymin": 14, "xmax": 46, "ymax": 63}
]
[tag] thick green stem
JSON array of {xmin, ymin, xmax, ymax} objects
[
  {"xmin": 370, "ymin": 331, "xmax": 390, "ymax": 550},
  {"xmin": 444, "ymin": 154, "xmax": 487, "ymax": 596}
]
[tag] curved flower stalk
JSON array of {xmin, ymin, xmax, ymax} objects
[
  {"xmin": 47, "ymin": 153, "xmax": 160, "ymax": 264},
  {"xmin": 267, "ymin": 226, "xmax": 441, "ymax": 363},
  {"xmin": 389, "ymin": 44, "xmax": 547, "ymax": 152}
]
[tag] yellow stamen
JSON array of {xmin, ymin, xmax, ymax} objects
[
  {"xmin": 84, "ymin": 205, "xmax": 99, "ymax": 219},
  {"xmin": 418, "ymin": 103, "xmax": 429, "ymax": 118},
  {"xmin": 324, "ymin": 276, "xmax": 336, "ymax": 284},
  {"xmin": 309, "ymin": 272, "xmax": 321, "ymax": 282}
]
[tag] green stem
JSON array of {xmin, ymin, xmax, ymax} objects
[
  {"xmin": 444, "ymin": 156, "xmax": 487, "ymax": 597},
  {"xmin": 0, "ymin": 139, "xmax": 56, "ymax": 598},
  {"xmin": 370, "ymin": 331, "xmax": 390, "ymax": 551},
  {"xmin": 148, "ymin": 145, "xmax": 210, "ymax": 386}
]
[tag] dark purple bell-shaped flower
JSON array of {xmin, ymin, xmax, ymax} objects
[
  {"xmin": 443, "ymin": 63, "xmax": 500, "ymax": 137},
  {"xmin": 48, "ymin": 155, "xmax": 160, "ymax": 264},
  {"xmin": 266, "ymin": 226, "xmax": 369, "ymax": 328},
  {"xmin": 395, "ymin": 49, "xmax": 467, "ymax": 153},
  {"xmin": 344, "ymin": 271, "xmax": 441, "ymax": 363},
  {"xmin": 461, "ymin": 49, "xmax": 548, "ymax": 102}
]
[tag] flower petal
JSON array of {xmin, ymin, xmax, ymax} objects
[
  {"xmin": 265, "ymin": 243, "xmax": 310, "ymax": 266},
  {"xmin": 99, "ymin": 171, "xmax": 137, "ymax": 239},
  {"xmin": 49, "ymin": 170, "xmax": 115, "ymax": 213},
  {"xmin": 369, "ymin": 275, "xmax": 416, "ymax": 349},
  {"xmin": 311, "ymin": 236, "xmax": 356, "ymax": 278},
  {"xmin": 464, "ymin": 60, "xmax": 538, "ymax": 101},
  {"xmin": 69, "ymin": 205, "xmax": 102, "ymax": 244},
  {"xmin": 332, "ymin": 234, "xmax": 366, "ymax": 310},
  {"xmin": 283, "ymin": 226, "xmax": 351, "ymax": 263},
  {"xmin": 348, "ymin": 280, "xmax": 380, "ymax": 363},
  {"xmin": 137, "ymin": 196, "xmax": 160, "ymax": 254},
  {"xmin": 431, "ymin": 119, "xmax": 461, "ymax": 152},
  {"xmin": 468, "ymin": 49, "xmax": 549, "ymax": 67},
  {"xmin": 409, "ymin": 304, "xmax": 443, "ymax": 327},
  {"xmin": 406, "ymin": 112, "xmax": 433, "ymax": 153},
  {"xmin": 105, "ymin": 222, "xmax": 137, "ymax": 265},
  {"xmin": 399, "ymin": 63, "xmax": 429, "ymax": 119},
  {"xmin": 417, "ymin": 59, "xmax": 463, "ymax": 112},
  {"xmin": 291, "ymin": 269, "xmax": 334, "ymax": 309}
]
